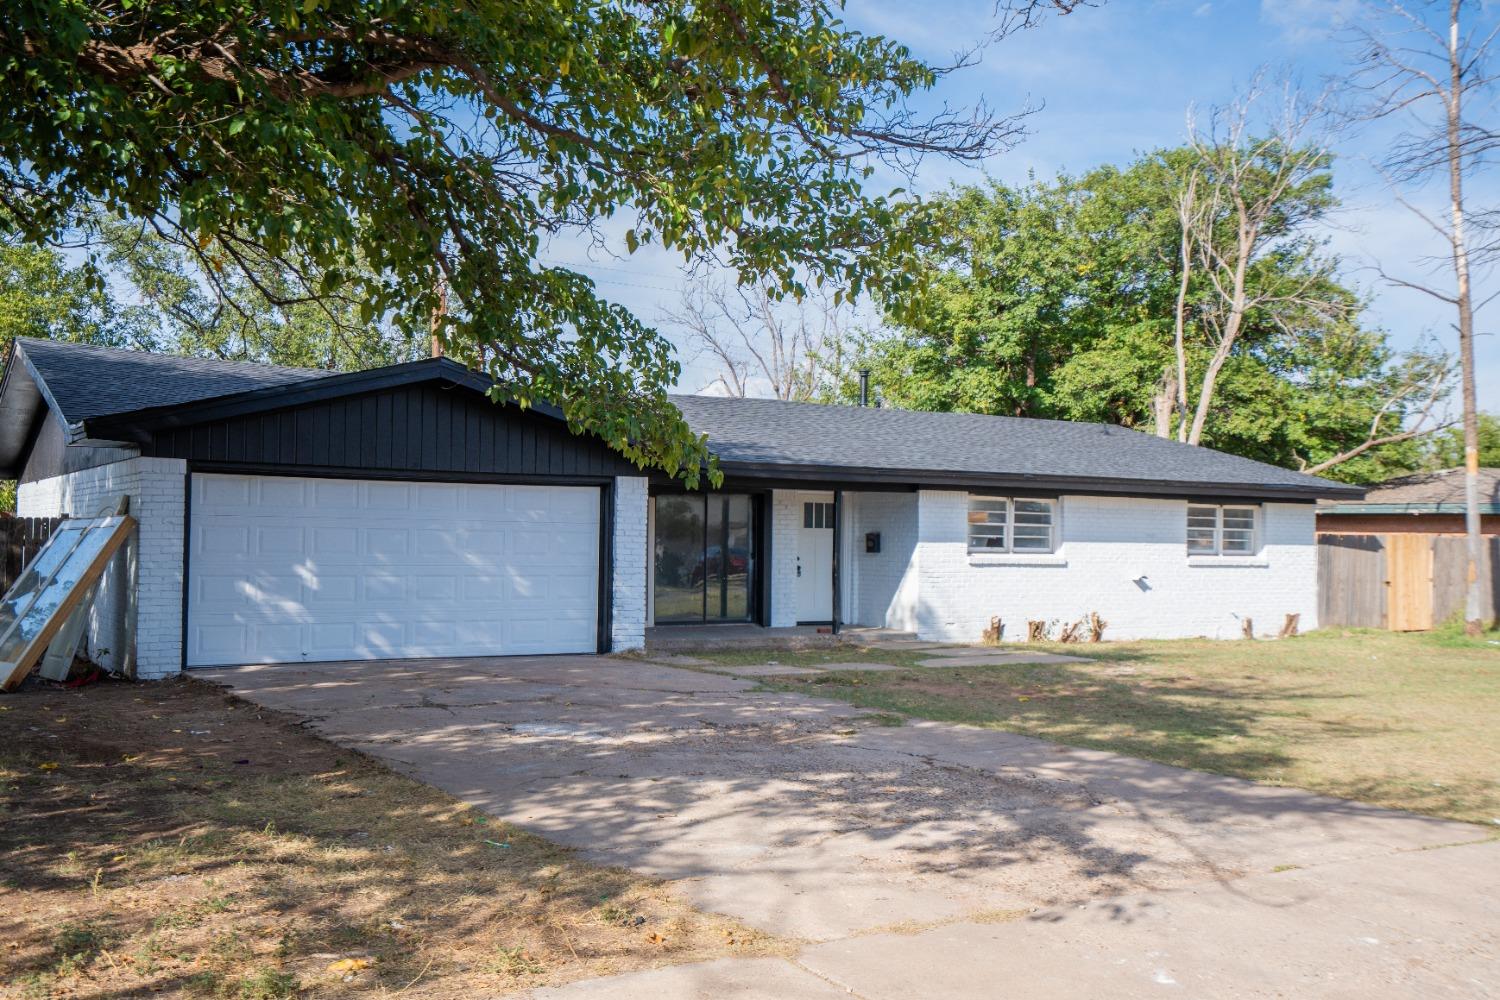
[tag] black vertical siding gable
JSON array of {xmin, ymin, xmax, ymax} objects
[{"xmin": 139, "ymin": 382, "xmax": 631, "ymax": 478}]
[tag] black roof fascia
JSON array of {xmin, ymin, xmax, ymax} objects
[
  {"xmin": 656, "ymin": 460, "xmax": 1361, "ymax": 502},
  {"xmin": 82, "ymin": 357, "xmax": 566, "ymax": 443},
  {"xmin": 0, "ymin": 342, "xmax": 58, "ymax": 478},
  {"xmin": 657, "ymin": 468, "xmax": 1349, "ymax": 504}
]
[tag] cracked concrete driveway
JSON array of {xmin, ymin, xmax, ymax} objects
[{"xmin": 200, "ymin": 654, "xmax": 1499, "ymax": 998}]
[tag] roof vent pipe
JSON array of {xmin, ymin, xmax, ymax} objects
[{"xmin": 857, "ymin": 368, "xmax": 870, "ymax": 407}]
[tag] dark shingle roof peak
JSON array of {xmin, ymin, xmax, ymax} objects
[{"xmin": 16, "ymin": 337, "xmax": 333, "ymax": 424}]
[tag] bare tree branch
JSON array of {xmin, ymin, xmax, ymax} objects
[{"xmin": 661, "ymin": 275, "xmax": 855, "ymax": 401}]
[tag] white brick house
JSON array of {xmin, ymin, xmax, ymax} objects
[{"xmin": 0, "ymin": 339, "xmax": 1361, "ymax": 679}]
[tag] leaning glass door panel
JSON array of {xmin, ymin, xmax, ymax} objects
[{"xmin": 653, "ymin": 495, "xmax": 706, "ymax": 622}]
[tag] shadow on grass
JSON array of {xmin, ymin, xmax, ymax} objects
[
  {"xmin": 775, "ymin": 658, "xmax": 1375, "ymax": 785},
  {"xmin": 0, "ymin": 677, "xmax": 763, "ymax": 998}
]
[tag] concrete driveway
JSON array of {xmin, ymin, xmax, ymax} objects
[{"xmin": 200, "ymin": 654, "xmax": 1499, "ymax": 999}]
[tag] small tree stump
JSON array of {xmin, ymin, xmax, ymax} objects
[
  {"xmin": 1058, "ymin": 620, "xmax": 1082, "ymax": 643},
  {"xmin": 1087, "ymin": 611, "xmax": 1107, "ymax": 642},
  {"xmin": 1026, "ymin": 619, "xmax": 1048, "ymax": 643},
  {"xmin": 1278, "ymin": 613, "xmax": 1300, "ymax": 639},
  {"xmin": 982, "ymin": 616, "xmax": 1004, "ymax": 645},
  {"xmin": 1241, "ymin": 618, "xmax": 1254, "ymax": 640}
]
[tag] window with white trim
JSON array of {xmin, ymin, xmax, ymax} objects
[
  {"xmin": 1186, "ymin": 504, "xmax": 1258, "ymax": 555},
  {"xmin": 967, "ymin": 496, "xmax": 1056, "ymax": 553}
]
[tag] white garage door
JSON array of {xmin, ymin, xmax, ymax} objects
[{"xmin": 186, "ymin": 473, "xmax": 600, "ymax": 666}]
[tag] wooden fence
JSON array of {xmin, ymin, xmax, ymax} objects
[
  {"xmin": 1319, "ymin": 532, "xmax": 1500, "ymax": 630},
  {"xmin": 0, "ymin": 515, "xmax": 63, "ymax": 593}
]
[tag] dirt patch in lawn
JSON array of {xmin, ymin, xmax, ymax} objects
[{"xmin": 0, "ymin": 677, "xmax": 783, "ymax": 998}]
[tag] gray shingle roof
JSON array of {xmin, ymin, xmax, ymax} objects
[
  {"xmin": 6, "ymin": 340, "xmax": 1359, "ymax": 498},
  {"xmin": 669, "ymin": 394, "xmax": 1359, "ymax": 497},
  {"xmin": 17, "ymin": 337, "xmax": 331, "ymax": 424}
]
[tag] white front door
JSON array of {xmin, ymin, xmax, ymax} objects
[
  {"xmin": 186, "ymin": 473, "xmax": 600, "ymax": 666},
  {"xmin": 796, "ymin": 493, "xmax": 834, "ymax": 622}
]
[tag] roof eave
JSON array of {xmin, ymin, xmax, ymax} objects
[
  {"xmin": 0, "ymin": 341, "xmax": 59, "ymax": 477},
  {"xmin": 708, "ymin": 460, "xmax": 1362, "ymax": 501}
]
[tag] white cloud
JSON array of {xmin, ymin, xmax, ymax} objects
[
  {"xmin": 1194, "ymin": 3, "xmax": 1214, "ymax": 17},
  {"xmin": 1259, "ymin": 0, "xmax": 1359, "ymax": 43}
]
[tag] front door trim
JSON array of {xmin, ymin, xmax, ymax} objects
[{"xmin": 796, "ymin": 491, "xmax": 835, "ymax": 625}]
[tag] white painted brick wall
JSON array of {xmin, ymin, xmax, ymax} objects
[
  {"xmin": 769, "ymin": 489, "xmax": 801, "ymax": 627},
  {"xmin": 611, "ymin": 476, "xmax": 648, "ymax": 651},
  {"xmin": 18, "ymin": 457, "xmax": 188, "ymax": 679},
  {"xmin": 902, "ymin": 490, "xmax": 1318, "ymax": 643},
  {"xmin": 846, "ymin": 491, "xmax": 920, "ymax": 630}
]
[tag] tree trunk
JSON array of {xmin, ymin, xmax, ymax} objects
[
  {"xmin": 1446, "ymin": 0, "xmax": 1485, "ymax": 635},
  {"xmin": 1173, "ymin": 176, "xmax": 1196, "ymax": 442},
  {"xmin": 1153, "ymin": 365, "xmax": 1178, "ymax": 437},
  {"xmin": 1186, "ymin": 338, "xmax": 1233, "ymax": 446},
  {"xmin": 1186, "ymin": 212, "xmax": 1252, "ymax": 447}
]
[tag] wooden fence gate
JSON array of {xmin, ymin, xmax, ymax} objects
[
  {"xmin": 0, "ymin": 515, "xmax": 63, "ymax": 592},
  {"xmin": 1319, "ymin": 532, "xmax": 1500, "ymax": 630},
  {"xmin": 1386, "ymin": 534, "xmax": 1434, "ymax": 631}
]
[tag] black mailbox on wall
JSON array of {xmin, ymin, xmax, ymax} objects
[{"xmin": 865, "ymin": 532, "xmax": 881, "ymax": 554}]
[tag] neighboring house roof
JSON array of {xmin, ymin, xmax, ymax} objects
[
  {"xmin": 1319, "ymin": 467, "xmax": 1500, "ymax": 515},
  {"xmin": 0, "ymin": 339, "xmax": 1364, "ymax": 500}
]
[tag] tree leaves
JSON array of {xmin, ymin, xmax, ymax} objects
[
  {"xmin": 0, "ymin": 0, "xmax": 1017, "ymax": 485},
  {"xmin": 863, "ymin": 151, "xmax": 1443, "ymax": 483}
]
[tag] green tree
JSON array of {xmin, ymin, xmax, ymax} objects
[
  {"xmin": 1424, "ymin": 414, "xmax": 1500, "ymax": 470},
  {"xmin": 860, "ymin": 150, "xmax": 1448, "ymax": 484},
  {"xmin": 98, "ymin": 220, "xmax": 422, "ymax": 369},
  {"xmin": 0, "ymin": 238, "xmax": 157, "ymax": 355},
  {"xmin": 0, "ymin": 0, "xmax": 1028, "ymax": 483},
  {"xmin": 0, "ymin": 237, "xmax": 162, "ymax": 512}
]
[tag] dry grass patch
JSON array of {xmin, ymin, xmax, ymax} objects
[
  {"xmin": 0, "ymin": 678, "xmax": 782, "ymax": 998},
  {"xmin": 702, "ymin": 627, "xmax": 1500, "ymax": 825}
]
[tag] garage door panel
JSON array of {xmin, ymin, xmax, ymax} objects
[
  {"xmin": 258, "ymin": 478, "xmax": 308, "ymax": 508},
  {"xmin": 252, "ymin": 623, "xmax": 302, "ymax": 659},
  {"xmin": 413, "ymin": 483, "xmax": 461, "ymax": 513},
  {"xmin": 307, "ymin": 623, "xmax": 357, "ymax": 655},
  {"xmin": 361, "ymin": 574, "xmax": 407, "ymax": 602},
  {"xmin": 362, "ymin": 528, "xmax": 408, "ymax": 559},
  {"xmin": 359, "ymin": 622, "xmax": 407, "ymax": 656},
  {"xmin": 201, "ymin": 476, "xmax": 251, "ymax": 507},
  {"xmin": 313, "ymin": 480, "xmax": 358, "ymax": 507},
  {"xmin": 312, "ymin": 575, "xmax": 357, "ymax": 602},
  {"xmin": 200, "ymin": 526, "xmax": 249, "ymax": 556},
  {"xmin": 256, "ymin": 525, "xmax": 304, "ymax": 555},
  {"xmin": 187, "ymin": 473, "xmax": 600, "ymax": 666},
  {"xmin": 412, "ymin": 621, "xmax": 455, "ymax": 647},
  {"xmin": 413, "ymin": 575, "xmax": 457, "ymax": 601},
  {"xmin": 311, "ymin": 526, "xmax": 358, "ymax": 557},
  {"xmin": 547, "ymin": 571, "xmax": 598, "ymax": 605},
  {"xmin": 363, "ymin": 482, "xmax": 411, "ymax": 509},
  {"xmin": 196, "ymin": 624, "xmax": 248, "ymax": 659}
]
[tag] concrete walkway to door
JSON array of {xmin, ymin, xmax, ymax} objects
[{"xmin": 199, "ymin": 654, "xmax": 1499, "ymax": 998}]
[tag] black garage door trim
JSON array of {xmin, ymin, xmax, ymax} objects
[{"xmin": 180, "ymin": 463, "xmax": 615, "ymax": 670}]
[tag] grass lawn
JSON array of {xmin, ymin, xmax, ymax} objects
[
  {"xmin": 0, "ymin": 679, "xmax": 779, "ymax": 999},
  {"xmin": 696, "ymin": 627, "xmax": 1500, "ymax": 826}
]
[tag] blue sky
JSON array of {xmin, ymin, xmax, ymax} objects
[{"xmin": 549, "ymin": 0, "xmax": 1497, "ymax": 409}]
